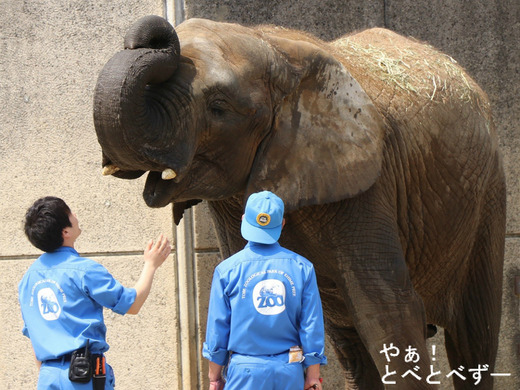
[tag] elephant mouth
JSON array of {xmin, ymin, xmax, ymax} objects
[
  {"xmin": 143, "ymin": 170, "xmax": 183, "ymax": 208},
  {"xmin": 101, "ymin": 141, "xmax": 198, "ymax": 208},
  {"xmin": 102, "ymin": 163, "xmax": 192, "ymax": 208}
]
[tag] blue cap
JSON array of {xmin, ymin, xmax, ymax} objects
[{"xmin": 241, "ymin": 191, "xmax": 284, "ymax": 244}]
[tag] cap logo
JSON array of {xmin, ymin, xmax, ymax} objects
[{"xmin": 256, "ymin": 213, "xmax": 271, "ymax": 226}]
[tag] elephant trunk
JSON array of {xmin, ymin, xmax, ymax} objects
[{"xmin": 93, "ymin": 15, "xmax": 181, "ymax": 171}]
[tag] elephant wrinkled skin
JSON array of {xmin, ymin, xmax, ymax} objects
[{"xmin": 93, "ymin": 15, "xmax": 506, "ymax": 389}]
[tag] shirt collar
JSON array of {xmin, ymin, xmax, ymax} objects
[
  {"xmin": 52, "ymin": 246, "xmax": 79, "ymax": 255},
  {"xmin": 38, "ymin": 246, "xmax": 79, "ymax": 266},
  {"xmin": 246, "ymin": 241, "xmax": 281, "ymax": 249}
]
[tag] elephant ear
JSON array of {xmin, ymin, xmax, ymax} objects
[{"xmin": 246, "ymin": 35, "xmax": 386, "ymax": 211}]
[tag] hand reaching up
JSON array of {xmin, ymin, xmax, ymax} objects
[
  {"xmin": 127, "ymin": 234, "xmax": 171, "ymax": 315},
  {"xmin": 144, "ymin": 234, "xmax": 171, "ymax": 270}
]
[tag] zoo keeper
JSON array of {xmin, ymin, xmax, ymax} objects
[
  {"xmin": 18, "ymin": 196, "xmax": 171, "ymax": 389},
  {"xmin": 202, "ymin": 191, "xmax": 327, "ymax": 390}
]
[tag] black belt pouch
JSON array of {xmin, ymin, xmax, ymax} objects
[
  {"xmin": 92, "ymin": 375, "xmax": 106, "ymax": 390},
  {"xmin": 92, "ymin": 355, "xmax": 106, "ymax": 390},
  {"xmin": 69, "ymin": 340, "xmax": 92, "ymax": 383}
]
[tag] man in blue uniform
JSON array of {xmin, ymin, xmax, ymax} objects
[
  {"xmin": 203, "ymin": 191, "xmax": 327, "ymax": 390},
  {"xmin": 18, "ymin": 196, "xmax": 171, "ymax": 389}
]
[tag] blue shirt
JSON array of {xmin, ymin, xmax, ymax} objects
[
  {"xmin": 18, "ymin": 247, "xmax": 136, "ymax": 361},
  {"xmin": 202, "ymin": 242, "xmax": 327, "ymax": 367}
]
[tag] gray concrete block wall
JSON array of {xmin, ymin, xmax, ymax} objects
[{"xmin": 0, "ymin": 1, "xmax": 178, "ymax": 389}]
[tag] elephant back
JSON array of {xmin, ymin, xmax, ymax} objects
[{"xmin": 332, "ymin": 28, "xmax": 496, "ymax": 149}]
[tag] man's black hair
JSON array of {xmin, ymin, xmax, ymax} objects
[{"xmin": 24, "ymin": 196, "xmax": 72, "ymax": 252}]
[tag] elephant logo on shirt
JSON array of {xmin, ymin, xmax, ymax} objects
[
  {"xmin": 38, "ymin": 287, "xmax": 61, "ymax": 321},
  {"xmin": 252, "ymin": 279, "xmax": 286, "ymax": 315}
]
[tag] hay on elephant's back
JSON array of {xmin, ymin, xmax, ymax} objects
[{"xmin": 334, "ymin": 38, "xmax": 475, "ymax": 104}]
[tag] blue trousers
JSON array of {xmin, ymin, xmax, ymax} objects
[
  {"xmin": 38, "ymin": 358, "xmax": 115, "ymax": 389},
  {"xmin": 225, "ymin": 353, "xmax": 304, "ymax": 390}
]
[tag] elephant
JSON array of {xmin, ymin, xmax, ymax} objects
[{"xmin": 93, "ymin": 15, "xmax": 506, "ymax": 389}]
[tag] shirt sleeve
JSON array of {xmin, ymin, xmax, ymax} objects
[
  {"xmin": 21, "ymin": 313, "xmax": 29, "ymax": 338},
  {"xmin": 299, "ymin": 266, "xmax": 328, "ymax": 367},
  {"xmin": 82, "ymin": 262, "xmax": 136, "ymax": 315},
  {"xmin": 202, "ymin": 268, "xmax": 231, "ymax": 366},
  {"xmin": 18, "ymin": 280, "xmax": 30, "ymax": 338}
]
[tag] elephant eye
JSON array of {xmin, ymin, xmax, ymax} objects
[
  {"xmin": 208, "ymin": 99, "xmax": 229, "ymax": 118},
  {"xmin": 210, "ymin": 106, "xmax": 225, "ymax": 117}
]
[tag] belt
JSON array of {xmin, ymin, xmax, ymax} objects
[
  {"xmin": 44, "ymin": 353, "xmax": 73, "ymax": 364},
  {"xmin": 44, "ymin": 352, "xmax": 103, "ymax": 364},
  {"xmin": 230, "ymin": 351, "xmax": 291, "ymax": 363},
  {"xmin": 44, "ymin": 353, "xmax": 107, "ymax": 390}
]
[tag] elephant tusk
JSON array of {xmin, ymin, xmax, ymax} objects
[
  {"xmin": 162, "ymin": 168, "xmax": 177, "ymax": 180},
  {"xmin": 102, "ymin": 165, "xmax": 120, "ymax": 176}
]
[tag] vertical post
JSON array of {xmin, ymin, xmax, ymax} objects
[
  {"xmin": 174, "ymin": 207, "xmax": 200, "ymax": 390},
  {"xmin": 164, "ymin": 2, "xmax": 199, "ymax": 388},
  {"xmin": 163, "ymin": 0, "xmax": 183, "ymax": 26}
]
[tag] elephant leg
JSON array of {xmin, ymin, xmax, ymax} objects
[
  {"xmin": 333, "ymin": 198, "xmax": 437, "ymax": 388},
  {"xmin": 284, "ymin": 192, "xmax": 443, "ymax": 389},
  {"xmin": 443, "ymin": 258, "xmax": 502, "ymax": 390},
  {"xmin": 333, "ymin": 240, "xmax": 437, "ymax": 389},
  {"xmin": 327, "ymin": 324, "xmax": 383, "ymax": 389},
  {"xmin": 443, "ymin": 184, "xmax": 505, "ymax": 390},
  {"xmin": 346, "ymin": 285, "xmax": 436, "ymax": 389},
  {"xmin": 317, "ymin": 275, "xmax": 383, "ymax": 389}
]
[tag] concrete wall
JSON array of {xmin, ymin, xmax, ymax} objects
[
  {"xmin": 1, "ymin": 1, "xmax": 518, "ymax": 389},
  {"xmin": 0, "ymin": 1, "xmax": 179, "ymax": 389}
]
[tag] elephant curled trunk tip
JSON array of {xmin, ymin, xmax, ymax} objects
[
  {"xmin": 124, "ymin": 15, "xmax": 181, "ymax": 56},
  {"xmin": 93, "ymin": 15, "xmax": 181, "ymax": 170}
]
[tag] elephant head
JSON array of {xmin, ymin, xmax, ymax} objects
[{"xmin": 94, "ymin": 15, "xmax": 386, "ymax": 221}]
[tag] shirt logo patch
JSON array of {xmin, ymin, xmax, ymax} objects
[
  {"xmin": 252, "ymin": 279, "xmax": 286, "ymax": 315},
  {"xmin": 38, "ymin": 287, "xmax": 61, "ymax": 321}
]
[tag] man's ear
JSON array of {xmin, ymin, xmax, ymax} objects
[{"xmin": 62, "ymin": 227, "xmax": 71, "ymax": 240}]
